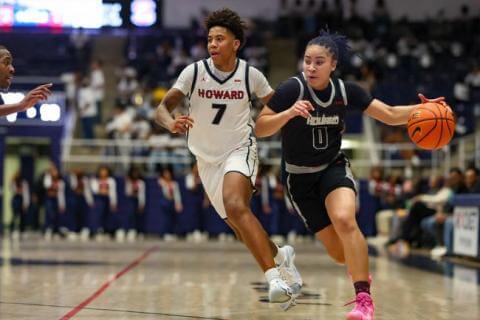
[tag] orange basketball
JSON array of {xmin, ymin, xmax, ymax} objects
[{"xmin": 407, "ymin": 102, "xmax": 456, "ymax": 150}]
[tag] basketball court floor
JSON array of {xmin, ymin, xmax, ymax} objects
[{"xmin": 0, "ymin": 238, "xmax": 478, "ymax": 319}]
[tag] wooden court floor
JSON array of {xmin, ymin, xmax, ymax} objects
[{"xmin": 0, "ymin": 237, "xmax": 478, "ymax": 319}]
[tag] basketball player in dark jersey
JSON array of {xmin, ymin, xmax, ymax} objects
[
  {"xmin": 255, "ymin": 30, "xmax": 447, "ymax": 320},
  {"xmin": 0, "ymin": 45, "xmax": 51, "ymax": 116}
]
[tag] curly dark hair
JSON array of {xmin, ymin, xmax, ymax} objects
[{"xmin": 205, "ymin": 8, "xmax": 246, "ymax": 49}]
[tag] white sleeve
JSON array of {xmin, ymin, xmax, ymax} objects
[
  {"xmin": 44, "ymin": 174, "xmax": 52, "ymax": 188},
  {"xmin": 138, "ymin": 180, "xmax": 146, "ymax": 208},
  {"xmin": 83, "ymin": 178, "xmax": 94, "ymax": 206},
  {"xmin": 249, "ymin": 66, "xmax": 273, "ymax": 99},
  {"xmin": 90, "ymin": 178, "xmax": 99, "ymax": 194},
  {"xmin": 108, "ymin": 178, "xmax": 117, "ymax": 207},
  {"xmin": 173, "ymin": 182, "xmax": 182, "ymax": 207},
  {"xmin": 172, "ymin": 63, "xmax": 196, "ymax": 96},
  {"xmin": 70, "ymin": 174, "xmax": 78, "ymax": 189},
  {"xmin": 419, "ymin": 188, "xmax": 452, "ymax": 206},
  {"xmin": 58, "ymin": 180, "xmax": 66, "ymax": 209},
  {"xmin": 185, "ymin": 174, "xmax": 194, "ymax": 190},
  {"xmin": 125, "ymin": 179, "xmax": 132, "ymax": 196}
]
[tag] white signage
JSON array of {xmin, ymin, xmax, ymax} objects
[{"xmin": 454, "ymin": 206, "xmax": 479, "ymax": 257}]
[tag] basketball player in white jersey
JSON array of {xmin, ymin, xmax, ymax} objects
[{"xmin": 155, "ymin": 8, "xmax": 301, "ymax": 307}]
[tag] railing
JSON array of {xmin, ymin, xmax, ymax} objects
[{"xmin": 61, "ymin": 132, "xmax": 480, "ymax": 177}]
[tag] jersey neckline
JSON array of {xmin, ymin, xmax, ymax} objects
[
  {"xmin": 203, "ymin": 58, "xmax": 240, "ymax": 85},
  {"xmin": 301, "ymin": 73, "xmax": 335, "ymax": 108}
]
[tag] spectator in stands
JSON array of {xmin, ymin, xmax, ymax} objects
[
  {"xmin": 420, "ymin": 168, "xmax": 468, "ymax": 258},
  {"xmin": 91, "ymin": 166, "xmax": 118, "ymax": 240},
  {"xmin": 190, "ymin": 39, "xmax": 208, "ymax": 61},
  {"xmin": 125, "ymin": 166, "xmax": 146, "ymax": 242},
  {"xmin": 372, "ymin": 0, "xmax": 391, "ymax": 39},
  {"xmin": 465, "ymin": 167, "xmax": 480, "ymax": 193},
  {"xmin": 182, "ymin": 163, "xmax": 206, "ymax": 241},
  {"xmin": 106, "ymin": 103, "xmax": 133, "ymax": 140},
  {"xmin": 106, "ymin": 103, "xmax": 134, "ymax": 169},
  {"xmin": 157, "ymin": 166, "xmax": 182, "ymax": 240},
  {"xmin": 68, "ymin": 169, "xmax": 94, "ymax": 241},
  {"xmin": 43, "ymin": 163, "xmax": 66, "ymax": 240},
  {"xmin": 77, "ymin": 77, "xmax": 98, "ymax": 139},
  {"xmin": 10, "ymin": 170, "xmax": 30, "ymax": 240},
  {"xmin": 117, "ymin": 66, "xmax": 139, "ymax": 106},
  {"xmin": 69, "ymin": 28, "xmax": 91, "ymax": 71},
  {"xmin": 389, "ymin": 174, "xmax": 448, "ymax": 250},
  {"xmin": 368, "ymin": 166, "xmax": 384, "ymax": 200},
  {"xmin": 90, "ymin": 59, "xmax": 105, "ymax": 123},
  {"xmin": 60, "ymin": 71, "xmax": 80, "ymax": 110},
  {"xmin": 0, "ymin": 45, "xmax": 52, "ymax": 116},
  {"xmin": 147, "ymin": 125, "xmax": 171, "ymax": 174},
  {"xmin": 394, "ymin": 169, "xmax": 466, "ymax": 250},
  {"xmin": 169, "ymin": 48, "xmax": 193, "ymax": 78}
]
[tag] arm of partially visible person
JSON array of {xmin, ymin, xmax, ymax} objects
[{"xmin": 0, "ymin": 83, "xmax": 52, "ymax": 117}]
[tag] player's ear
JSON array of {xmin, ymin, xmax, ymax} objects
[
  {"xmin": 331, "ymin": 59, "xmax": 337, "ymax": 72},
  {"xmin": 233, "ymin": 39, "xmax": 241, "ymax": 51}
]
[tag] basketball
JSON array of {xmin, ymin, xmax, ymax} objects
[{"xmin": 407, "ymin": 102, "xmax": 456, "ymax": 150}]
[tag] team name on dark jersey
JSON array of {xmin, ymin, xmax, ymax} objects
[
  {"xmin": 306, "ymin": 114, "xmax": 340, "ymax": 126},
  {"xmin": 197, "ymin": 89, "xmax": 244, "ymax": 100}
]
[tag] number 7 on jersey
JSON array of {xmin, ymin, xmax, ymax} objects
[{"xmin": 211, "ymin": 103, "xmax": 227, "ymax": 125}]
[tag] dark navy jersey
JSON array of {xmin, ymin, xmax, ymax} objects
[{"xmin": 268, "ymin": 73, "xmax": 373, "ymax": 167}]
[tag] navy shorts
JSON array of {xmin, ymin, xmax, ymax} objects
[{"xmin": 285, "ymin": 154, "xmax": 357, "ymax": 233}]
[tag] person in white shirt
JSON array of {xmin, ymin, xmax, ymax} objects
[
  {"xmin": 90, "ymin": 59, "xmax": 105, "ymax": 122},
  {"xmin": 154, "ymin": 8, "xmax": 300, "ymax": 306},
  {"xmin": 77, "ymin": 77, "xmax": 98, "ymax": 139}
]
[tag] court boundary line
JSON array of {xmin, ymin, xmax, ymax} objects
[
  {"xmin": 59, "ymin": 245, "xmax": 158, "ymax": 319},
  {"xmin": 0, "ymin": 301, "xmax": 227, "ymax": 320}
]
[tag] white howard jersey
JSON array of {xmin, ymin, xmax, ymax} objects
[{"xmin": 184, "ymin": 58, "xmax": 263, "ymax": 164}]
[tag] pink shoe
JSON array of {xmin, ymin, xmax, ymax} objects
[{"xmin": 345, "ymin": 292, "xmax": 375, "ymax": 320}]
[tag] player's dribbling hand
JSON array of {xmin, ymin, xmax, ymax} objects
[
  {"xmin": 168, "ymin": 115, "xmax": 194, "ymax": 134},
  {"xmin": 20, "ymin": 83, "xmax": 52, "ymax": 111},
  {"xmin": 287, "ymin": 100, "xmax": 314, "ymax": 119},
  {"xmin": 418, "ymin": 93, "xmax": 449, "ymax": 108}
]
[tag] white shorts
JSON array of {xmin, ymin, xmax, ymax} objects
[{"xmin": 196, "ymin": 142, "xmax": 258, "ymax": 219}]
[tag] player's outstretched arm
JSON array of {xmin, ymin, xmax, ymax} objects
[
  {"xmin": 0, "ymin": 83, "xmax": 52, "ymax": 117},
  {"xmin": 255, "ymin": 100, "xmax": 314, "ymax": 137},
  {"xmin": 364, "ymin": 94, "xmax": 446, "ymax": 126},
  {"xmin": 154, "ymin": 88, "xmax": 193, "ymax": 134}
]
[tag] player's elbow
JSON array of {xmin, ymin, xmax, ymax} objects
[
  {"xmin": 254, "ymin": 126, "xmax": 269, "ymax": 138},
  {"xmin": 254, "ymin": 121, "xmax": 274, "ymax": 138}
]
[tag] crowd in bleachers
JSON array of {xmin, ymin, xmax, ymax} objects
[
  {"xmin": 369, "ymin": 165, "xmax": 480, "ymax": 258},
  {"xmin": 8, "ymin": 162, "xmax": 308, "ymax": 243}
]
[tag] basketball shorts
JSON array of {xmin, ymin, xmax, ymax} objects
[
  {"xmin": 285, "ymin": 153, "xmax": 357, "ymax": 233},
  {"xmin": 196, "ymin": 142, "xmax": 258, "ymax": 219}
]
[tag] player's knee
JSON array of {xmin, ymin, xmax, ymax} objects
[
  {"xmin": 224, "ymin": 197, "xmax": 249, "ymax": 220},
  {"xmin": 333, "ymin": 215, "xmax": 357, "ymax": 236}
]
